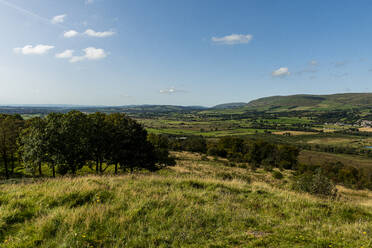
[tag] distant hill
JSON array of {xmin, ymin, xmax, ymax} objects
[
  {"xmin": 2, "ymin": 93, "xmax": 372, "ymax": 115},
  {"xmin": 245, "ymin": 93, "xmax": 372, "ymax": 111},
  {"xmin": 212, "ymin": 102, "xmax": 247, "ymax": 109}
]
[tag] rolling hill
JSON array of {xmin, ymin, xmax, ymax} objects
[{"xmin": 245, "ymin": 93, "xmax": 372, "ymax": 111}]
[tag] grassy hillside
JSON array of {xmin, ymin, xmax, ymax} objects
[
  {"xmin": 245, "ymin": 93, "xmax": 372, "ymax": 111},
  {"xmin": 0, "ymin": 152, "xmax": 371, "ymax": 247},
  {"xmin": 212, "ymin": 102, "xmax": 247, "ymax": 110}
]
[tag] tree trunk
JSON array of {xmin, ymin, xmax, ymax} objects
[
  {"xmin": 38, "ymin": 162, "xmax": 42, "ymax": 177},
  {"xmin": 3, "ymin": 154, "xmax": 9, "ymax": 179},
  {"xmin": 115, "ymin": 163, "xmax": 118, "ymax": 174},
  {"xmin": 96, "ymin": 159, "xmax": 99, "ymax": 174},
  {"xmin": 52, "ymin": 163, "xmax": 56, "ymax": 178},
  {"xmin": 11, "ymin": 153, "xmax": 15, "ymax": 175},
  {"xmin": 99, "ymin": 161, "xmax": 103, "ymax": 174}
]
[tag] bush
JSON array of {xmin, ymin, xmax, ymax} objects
[
  {"xmin": 272, "ymin": 170, "xmax": 283, "ymax": 179},
  {"xmin": 292, "ymin": 169, "xmax": 337, "ymax": 197}
]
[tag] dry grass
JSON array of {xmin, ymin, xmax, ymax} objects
[
  {"xmin": 299, "ymin": 150, "xmax": 372, "ymax": 170},
  {"xmin": 307, "ymin": 137, "xmax": 352, "ymax": 144},
  {"xmin": 273, "ymin": 131, "xmax": 318, "ymax": 136},
  {"xmin": 0, "ymin": 152, "xmax": 371, "ymax": 247},
  {"xmin": 359, "ymin": 127, "xmax": 372, "ymax": 132}
]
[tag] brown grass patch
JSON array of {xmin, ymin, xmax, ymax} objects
[
  {"xmin": 273, "ymin": 131, "xmax": 317, "ymax": 136},
  {"xmin": 359, "ymin": 127, "xmax": 372, "ymax": 132}
]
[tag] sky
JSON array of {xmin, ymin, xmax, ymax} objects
[{"xmin": 1, "ymin": 0, "xmax": 372, "ymax": 106}]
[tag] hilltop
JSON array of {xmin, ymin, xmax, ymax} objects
[
  {"xmin": 245, "ymin": 93, "xmax": 372, "ymax": 112},
  {"xmin": 0, "ymin": 152, "xmax": 371, "ymax": 247}
]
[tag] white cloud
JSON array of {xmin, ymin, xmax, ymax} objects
[
  {"xmin": 85, "ymin": 0, "xmax": 94, "ymax": 4},
  {"xmin": 84, "ymin": 29, "xmax": 115, "ymax": 37},
  {"xmin": 159, "ymin": 87, "xmax": 186, "ymax": 94},
  {"xmin": 14, "ymin": 45, "xmax": 54, "ymax": 55},
  {"xmin": 55, "ymin": 50, "xmax": 74, "ymax": 59},
  {"xmin": 69, "ymin": 47, "xmax": 107, "ymax": 63},
  {"xmin": 64, "ymin": 30, "xmax": 79, "ymax": 38},
  {"xmin": 51, "ymin": 14, "xmax": 66, "ymax": 24},
  {"xmin": 70, "ymin": 56, "xmax": 86, "ymax": 63},
  {"xmin": 84, "ymin": 47, "xmax": 107, "ymax": 59},
  {"xmin": 310, "ymin": 60, "xmax": 318, "ymax": 66},
  {"xmin": 272, "ymin": 67, "xmax": 290, "ymax": 77},
  {"xmin": 211, "ymin": 34, "xmax": 253, "ymax": 45}
]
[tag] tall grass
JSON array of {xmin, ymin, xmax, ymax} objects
[{"xmin": 0, "ymin": 152, "xmax": 371, "ymax": 247}]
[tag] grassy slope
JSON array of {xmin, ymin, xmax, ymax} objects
[
  {"xmin": 299, "ymin": 150, "xmax": 372, "ymax": 171},
  {"xmin": 244, "ymin": 93, "xmax": 372, "ymax": 112},
  {"xmin": 0, "ymin": 152, "xmax": 371, "ymax": 248}
]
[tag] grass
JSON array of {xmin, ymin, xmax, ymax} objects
[
  {"xmin": 273, "ymin": 131, "xmax": 318, "ymax": 136},
  {"xmin": 299, "ymin": 150, "xmax": 372, "ymax": 171},
  {"xmin": 146, "ymin": 127, "xmax": 274, "ymax": 137},
  {"xmin": 0, "ymin": 152, "xmax": 371, "ymax": 247},
  {"xmin": 360, "ymin": 127, "xmax": 372, "ymax": 132},
  {"xmin": 306, "ymin": 136, "xmax": 372, "ymax": 148}
]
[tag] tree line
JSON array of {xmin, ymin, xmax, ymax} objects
[
  {"xmin": 0, "ymin": 112, "xmax": 174, "ymax": 179},
  {"xmin": 152, "ymin": 134, "xmax": 372, "ymax": 190}
]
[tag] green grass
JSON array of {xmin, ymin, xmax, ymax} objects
[
  {"xmin": 0, "ymin": 152, "xmax": 371, "ymax": 247},
  {"xmin": 299, "ymin": 150, "xmax": 372, "ymax": 171},
  {"xmin": 146, "ymin": 127, "xmax": 274, "ymax": 137}
]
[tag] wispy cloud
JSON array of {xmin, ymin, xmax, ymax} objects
[
  {"xmin": 70, "ymin": 47, "xmax": 107, "ymax": 63},
  {"xmin": 296, "ymin": 68, "xmax": 318, "ymax": 75},
  {"xmin": 272, "ymin": 67, "xmax": 290, "ymax": 77},
  {"xmin": 0, "ymin": 0, "xmax": 65, "ymax": 27},
  {"xmin": 211, "ymin": 34, "xmax": 253, "ymax": 45},
  {"xmin": 85, "ymin": 0, "xmax": 94, "ymax": 4},
  {"xmin": 310, "ymin": 60, "xmax": 318, "ymax": 66},
  {"xmin": 64, "ymin": 30, "xmax": 79, "ymax": 38},
  {"xmin": 332, "ymin": 61, "xmax": 348, "ymax": 67},
  {"xmin": 14, "ymin": 45, "xmax": 54, "ymax": 55},
  {"xmin": 51, "ymin": 14, "xmax": 66, "ymax": 24},
  {"xmin": 84, "ymin": 29, "xmax": 115, "ymax": 38},
  {"xmin": 159, "ymin": 87, "xmax": 187, "ymax": 94},
  {"xmin": 55, "ymin": 50, "xmax": 74, "ymax": 59}
]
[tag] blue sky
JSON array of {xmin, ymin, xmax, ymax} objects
[{"xmin": 1, "ymin": 0, "xmax": 372, "ymax": 106}]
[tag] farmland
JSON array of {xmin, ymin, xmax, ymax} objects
[{"xmin": 1, "ymin": 93, "xmax": 372, "ymax": 247}]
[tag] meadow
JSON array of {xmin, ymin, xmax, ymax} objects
[{"xmin": 1, "ymin": 152, "xmax": 371, "ymax": 248}]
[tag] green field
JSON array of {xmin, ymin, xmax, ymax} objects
[{"xmin": 299, "ymin": 150, "xmax": 372, "ymax": 171}]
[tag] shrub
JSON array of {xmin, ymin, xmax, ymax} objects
[
  {"xmin": 292, "ymin": 169, "xmax": 337, "ymax": 197},
  {"xmin": 272, "ymin": 170, "xmax": 283, "ymax": 179}
]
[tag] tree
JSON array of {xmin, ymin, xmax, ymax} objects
[
  {"xmin": 0, "ymin": 115, "xmax": 24, "ymax": 179},
  {"xmin": 44, "ymin": 113, "xmax": 64, "ymax": 177},
  {"xmin": 106, "ymin": 113, "xmax": 158, "ymax": 173},
  {"xmin": 88, "ymin": 112, "xmax": 110, "ymax": 173},
  {"xmin": 57, "ymin": 111, "xmax": 91, "ymax": 174},
  {"xmin": 148, "ymin": 134, "xmax": 176, "ymax": 167},
  {"xmin": 20, "ymin": 117, "xmax": 47, "ymax": 176}
]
